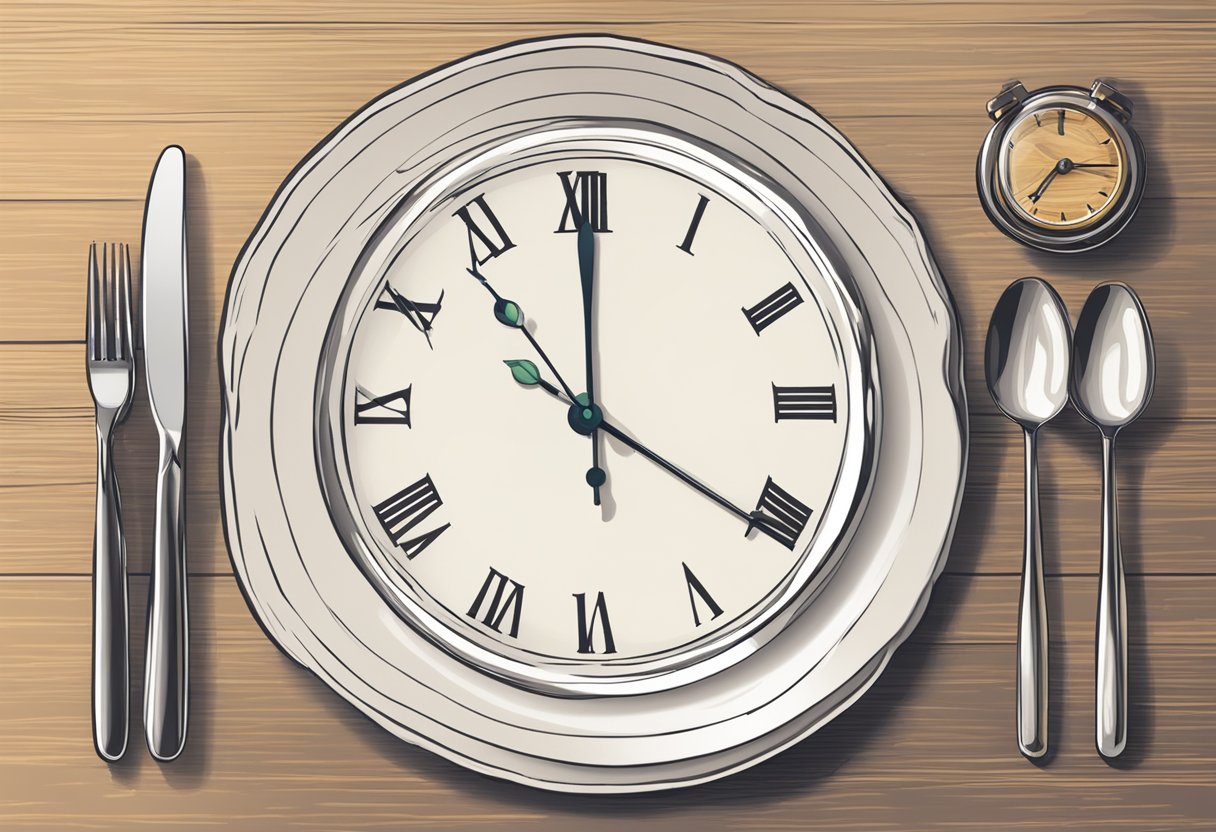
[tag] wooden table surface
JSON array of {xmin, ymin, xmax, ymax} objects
[{"xmin": 2, "ymin": 2, "xmax": 1214, "ymax": 829}]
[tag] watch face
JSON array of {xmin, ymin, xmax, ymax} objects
[
  {"xmin": 321, "ymin": 128, "xmax": 873, "ymax": 693},
  {"xmin": 998, "ymin": 104, "xmax": 1126, "ymax": 230}
]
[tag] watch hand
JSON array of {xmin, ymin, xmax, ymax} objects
[
  {"xmin": 1028, "ymin": 166, "xmax": 1059, "ymax": 203},
  {"xmin": 465, "ymin": 266, "xmax": 581, "ymax": 403},
  {"xmin": 577, "ymin": 221, "xmax": 604, "ymax": 505},
  {"xmin": 504, "ymin": 361, "xmax": 778, "ymax": 532},
  {"xmin": 1071, "ymin": 163, "xmax": 1118, "ymax": 168}
]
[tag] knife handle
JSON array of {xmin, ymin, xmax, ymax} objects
[
  {"xmin": 92, "ymin": 427, "xmax": 129, "ymax": 761},
  {"xmin": 144, "ymin": 437, "xmax": 188, "ymax": 761}
]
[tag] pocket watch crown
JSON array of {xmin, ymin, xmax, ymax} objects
[
  {"xmin": 1091, "ymin": 79, "xmax": 1134, "ymax": 122},
  {"xmin": 986, "ymin": 81, "xmax": 1027, "ymax": 121}
]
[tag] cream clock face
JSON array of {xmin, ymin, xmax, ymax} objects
[{"xmin": 331, "ymin": 135, "xmax": 872, "ymax": 687}]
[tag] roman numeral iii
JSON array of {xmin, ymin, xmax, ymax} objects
[
  {"xmin": 742, "ymin": 282, "xmax": 803, "ymax": 334},
  {"xmin": 747, "ymin": 476, "xmax": 813, "ymax": 550},
  {"xmin": 573, "ymin": 591, "xmax": 617, "ymax": 654},
  {"xmin": 454, "ymin": 193, "xmax": 516, "ymax": 268},
  {"xmin": 354, "ymin": 385, "xmax": 412, "ymax": 426},
  {"xmin": 556, "ymin": 170, "xmax": 610, "ymax": 233},
  {"xmin": 772, "ymin": 384, "xmax": 837, "ymax": 422},
  {"xmin": 682, "ymin": 563, "xmax": 724, "ymax": 627},
  {"xmin": 466, "ymin": 567, "xmax": 525, "ymax": 638},
  {"xmin": 372, "ymin": 474, "xmax": 450, "ymax": 560}
]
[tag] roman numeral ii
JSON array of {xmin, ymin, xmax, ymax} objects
[{"xmin": 372, "ymin": 474, "xmax": 450, "ymax": 560}]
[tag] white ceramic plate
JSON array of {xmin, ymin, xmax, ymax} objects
[{"xmin": 220, "ymin": 35, "xmax": 967, "ymax": 792}]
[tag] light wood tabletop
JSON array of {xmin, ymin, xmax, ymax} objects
[{"xmin": 2, "ymin": 2, "xmax": 1213, "ymax": 829}]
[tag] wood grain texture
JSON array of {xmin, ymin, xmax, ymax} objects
[{"xmin": 0, "ymin": 2, "xmax": 1213, "ymax": 829}]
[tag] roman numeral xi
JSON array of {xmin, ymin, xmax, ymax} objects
[
  {"xmin": 372, "ymin": 474, "xmax": 450, "ymax": 560},
  {"xmin": 454, "ymin": 193, "xmax": 515, "ymax": 268}
]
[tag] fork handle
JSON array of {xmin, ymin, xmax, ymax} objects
[
  {"xmin": 92, "ymin": 427, "xmax": 129, "ymax": 762},
  {"xmin": 144, "ymin": 436, "xmax": 188, "ymax": 761}
]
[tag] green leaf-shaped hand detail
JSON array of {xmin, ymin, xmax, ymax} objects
[{"xmin": 503, "ymin": 359, "xmax": 541, "ymax": 386}]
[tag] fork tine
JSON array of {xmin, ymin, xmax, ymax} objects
[
  {"xmin": 86, "ymin": 242, "xmax": 101, "ymax": 360},
  {"xmin": 117, "ymin": 243, "xmax": 134, "ymax": 362}
]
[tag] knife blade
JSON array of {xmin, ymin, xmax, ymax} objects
[{"xmin": 140, "ymin": 144, "xmax": 189, "ymax": 762}]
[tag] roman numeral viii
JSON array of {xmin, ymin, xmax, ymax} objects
[
  {"xmin": 466, "ymin": 567, "xmax": 524, "ymax": 638},
  {"xmin": 556, "ymin": 171, "xmax": 610, "ymax": 233},
  {"xmin": 747, "ymin": 476, "xmax": 813, "ymax": 551},
  {"xmin": 574, "ymin": 591, "xmax": 616, "ymax": 654},
  {"xmin": 454, "ymin": 193, "xmax": 515, "ymax": 268},
  {"xmin": 354, "ymin": 385, "xmax": 412, "ymax": 426},
  {"xmin": 682, "ymin": 563, "xmax": 724, "ymax": 627},
  {"xmin": 372, "ymin": 474, "xmax": 450, "ymax": 560},
  {"xmin": 772, "ymin": 384, "xmax": 837, "ymax": 422},
  {"xmin": 742, "ymin": 282, "xmax": 803, "ymax": 334}
]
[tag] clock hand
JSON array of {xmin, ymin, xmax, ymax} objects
[
  {"xmin": 576, "ymin": 221, "xmax": 605, "ymax": 505},
  {"xmin": 1028, "ymin": 166, "xmax": 1060, "ymax": 203},
  {"xmin": 465, "ymin": 265, "xmax": 581, "ymax": 403},
  {"xmin": 503, "ymin": 361, "xmax": 779, "ymax": 533},
  {"xmin": 1071, "ymin": 163, "xmax": 1119, "ymax": 168}
]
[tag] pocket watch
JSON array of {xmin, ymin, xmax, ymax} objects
[{"xmin": 977, "ymin": 79, "xmax": 1146, "ymax": 253}]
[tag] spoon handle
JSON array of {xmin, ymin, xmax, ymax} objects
[
  {"xmin": 1018, "ymin": 428, "xmax": 1049, "ymax": 759},
  {"xmin": 1097, "ymin": 434, "xmax": 1128, "ymax": 758}
]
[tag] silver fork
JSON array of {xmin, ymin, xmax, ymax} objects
[{"xmin": 86, "ymin": 242, "xmax": 135, "ymax": 762}]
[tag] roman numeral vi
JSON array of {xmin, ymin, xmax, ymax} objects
[{"xmin": 574, "ymin": 591, "xmax": 616, "ymax": 654}]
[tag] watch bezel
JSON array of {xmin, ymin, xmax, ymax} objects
[{"xmin": 977, "ymin": 85, "xmax": 1147, "ymax": 253}]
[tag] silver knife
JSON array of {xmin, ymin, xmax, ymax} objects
[{"xmin": 141, "ymin": 145, "xmax": 189, "ymax": 761}]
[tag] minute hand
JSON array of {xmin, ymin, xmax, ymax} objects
[{"xmin": 529, "ymin": 378, "xmax": 765, "ymax": 528}]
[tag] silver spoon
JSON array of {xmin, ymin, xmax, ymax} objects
[
  {"xmin": 986, "ymin": 277, "xmax": 1072, "ymax": 760},
  {"xmin": 1071, "ymin": 283, "xmax": 1155, "ymax": 760}
]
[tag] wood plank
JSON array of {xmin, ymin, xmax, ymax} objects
[
  {"xmin": 1, "ymin": 345, "xmax": 1212, "ymax": 575},
  {"xmin": 0, "ymin": 576, "xmax": 1211, "ymax": 830},
  {"xmin": 5, "ymin": 0, "xmax": 1215, "ymax": 26},
  {"xmin": 3, "ymin": 195, "xmax": 1215, "ymax": 420},
  {"xmin": 2, "ymin": 23, "xmax": 1213, "ymax": 126},
  {"xmin": 3, "ymin": 110, "xmax": 1212, "ymax": 203}
]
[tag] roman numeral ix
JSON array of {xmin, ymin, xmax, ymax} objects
[
  {"xmin": 742, "ymin": 282, "xmax": 803, "ymax": 335},
  {"xmin": 466, "ymin": 567, "xmax": 525, "ymax": 638},
  {"xmin": 556, "ymin": 170, "xmax": 610, "ymax": 233},
  {"xmin": 372, "ymin": 474, "xmax": 450, "ymax": 560},
  {"xmin": 354, "ymin": 385, "xmax": 412, "ymax": 426},
  {"xmin": 574, "ymin": 591, "xmax": 616, "ymax": 654},
  {"xmin": 772, "ymin": 384, "xmax": 837, "ymax": 422},
  {"xmin": 747, "ymin": 476, "xmax": 813, "ymax": 551}
]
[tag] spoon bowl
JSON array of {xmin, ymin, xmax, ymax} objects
[
  {"xmin": 985, "ymin": 277, "xmax": 1072, "ymax": 430},
  {"xmin": 1071, "ymin": 283, "xmax": 1156, "ymax": 435}
]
